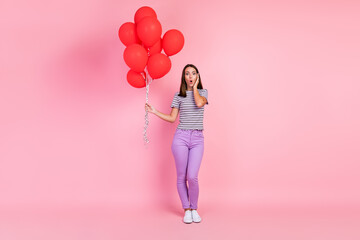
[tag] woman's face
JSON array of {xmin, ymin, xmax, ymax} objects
[{"xmin": 184, "ymin": 67, "xmax": 198, "ymax": 88}]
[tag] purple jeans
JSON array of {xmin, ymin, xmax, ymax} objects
[{"xmin": 171, "ymin": 129, "xmax": 204, "ymax": 209}]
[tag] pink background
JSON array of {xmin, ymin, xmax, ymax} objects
[{"xmin": 1, "ymin": 0, "xmax": 360, "ymax": 239}]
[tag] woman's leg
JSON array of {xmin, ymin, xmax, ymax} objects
[
  {"xmin": 171, "ymin": 132, "xmax": 191, "ymax": 209},
  {"xmin": 187, "ymin": 134, "xmax": 204, "ymax": 210}
]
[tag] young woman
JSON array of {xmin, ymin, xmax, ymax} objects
[{"xmin": 145, "ymin": 64, "xmax": 208, "ymax": 224}]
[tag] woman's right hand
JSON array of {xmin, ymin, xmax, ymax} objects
[{"xmin": 145, "ymin": 103, "xmax": 156, "ymax": 114}]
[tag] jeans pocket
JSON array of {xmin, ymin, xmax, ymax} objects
[{"xmin": 194, "ymin": 131, "xmax": 204, "ymax": 137}]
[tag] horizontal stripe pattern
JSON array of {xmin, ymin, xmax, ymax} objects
[{"xmin": 171, "ymin": 89, "xmax": 208, "ymax": 130}]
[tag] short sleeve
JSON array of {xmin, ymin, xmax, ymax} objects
[
  {"xmin": 200, "ymin": 89, "xmax": 209, "ymax": 105},
  {"xmin": 171, "ymin": 92, "xmax": 180, "ymax": 108}
]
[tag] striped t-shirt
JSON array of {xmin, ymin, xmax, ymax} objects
[{"xmin": 170, "ymin": 89, "xmax": 209, "ymax": 130}]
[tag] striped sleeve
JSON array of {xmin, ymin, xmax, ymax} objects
[
  {"xmin": 200, "ymin": 89, "xmax": 209, "ymax": 105},
  {"xmin": 171, "ymin": 92, "xmax": 180, "ymax": 108}
]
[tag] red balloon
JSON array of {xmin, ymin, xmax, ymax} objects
[
  {"xmin": 147, "ymin": 53, "xmax": 171, "ymax": 79},
  {"xmin": 149, "ymin": 39, "xmax": 162, "ymax": 56},
  {"xmin": 134, "ymin": 6, "xmax": 157, "ymax": 24},
  {"xmin": 123, "ymin": 44, "xmax": 148, "ymax": 72},
  {"xmin": 136, "ymin": 16, "xmax": 162, "ymax": 47},
  {"xmin": 118, "ymin": 22, "xmax": 141, "ymax": 46},
  {"xmin": 127, "ymin": 70, "xmax": 146, "ymax": 88},
  {"xmin": 162, "ymin": 29, "xmax": 185, "ymax": 56}
]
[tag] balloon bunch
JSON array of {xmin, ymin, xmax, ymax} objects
[{"xmin": 118, "ymin": 6, "xmax": 185, "ymax": 144}]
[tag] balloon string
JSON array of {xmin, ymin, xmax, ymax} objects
[{"xmin": 143, "ymin": 67, "xmax": 152, "ymax": 146}]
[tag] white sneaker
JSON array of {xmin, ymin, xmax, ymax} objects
[
  {"xmin": 183, "ymin": 210, "xmax": 193, "ymax": 224},
  {"xmin": 191, "ymin": 210, "xmax": 201, "ymax": 223}
]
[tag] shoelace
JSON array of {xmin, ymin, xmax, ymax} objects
[
  {"xmin": 192, "ymin": 210, "xmax": 200, "ymax": 217},
  {"xmin": 185, "ymin": 211, "xmax": 192, "ymax": 219}
]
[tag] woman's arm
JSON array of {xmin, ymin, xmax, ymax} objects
[
  {"xmin": 145, "ymin": 103, "xmax": 179, "ymax": 123},
  {"xmin": 193, "ymin": 88, "xmax": 207, "ymax": 108},
  {"xmin": 193, "ymin": 74, "xmax": 207, "ymax": 108}
]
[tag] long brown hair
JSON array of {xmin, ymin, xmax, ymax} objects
[{"xmin": 178, "ymin": 64, "xmax": 203, "ymax": 97}]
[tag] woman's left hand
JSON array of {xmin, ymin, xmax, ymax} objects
[{"xmin": 194, "ymin": 73, "xmax": 200, "ymax": 87}]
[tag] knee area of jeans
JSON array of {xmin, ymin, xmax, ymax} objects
[
  {"xmin": 186, "ymin": 176, "xmax": 198, "ymax": 182},
  {"xmin": 177, "ymin": 178, "xmax": 186, "ymax": 183}
]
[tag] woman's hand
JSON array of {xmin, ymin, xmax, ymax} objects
[
  {"xmin": 145, "ymin": 103, "xmax": 157, "ymax": 114},
  {"xmin": 193, "ymin": 73, "xmax": 200, "ymax": 88}
]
